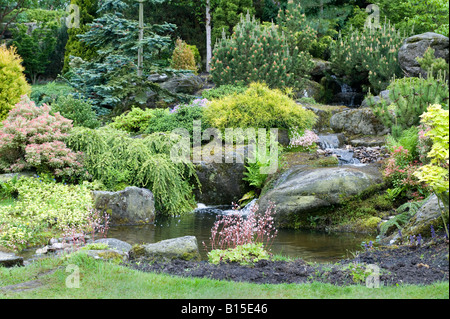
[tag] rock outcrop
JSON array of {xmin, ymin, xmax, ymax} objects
[
  {"xmin": 130, "ymin": 236, "xmax": 201, "ymax": 262},
  {"xmin": 258, "ymin": 165, "xmax": 384, "ymax": 228},
  {"xmin": 92, "ymin": 187, "xmax": 156, "ymax": 226},
  {"xmin": 398, "ymin": 32, "xmax": 449, "ymax": 78}
]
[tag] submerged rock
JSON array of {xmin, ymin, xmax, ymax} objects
[
  {"xmin": 92, "ymin": 187, "xmax": 156, "ymax": 226},
  {"xmin": 258, "ymin": 165, "xmax": 383, "ymax": 228}
]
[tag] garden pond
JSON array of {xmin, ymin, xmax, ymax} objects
[{"xmin": 106, "ymin": 204, "xmax": 373, "ymax": 263}]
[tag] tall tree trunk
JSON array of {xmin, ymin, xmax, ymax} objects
[{"xmin": 206, "ymin": 0, "xmax": 212, "ymax": 73}]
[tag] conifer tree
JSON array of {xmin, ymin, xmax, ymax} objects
[
  {"xmin": 63, "ymin": 0, "xmax": 98, "ymax": 73},
  {"xmin": 212, "ymin": 0, "xmax": 255, "ymax": 44},
  {"xmin": 211, "ymin": 12, "xmax": 294, "ymax": 89}
]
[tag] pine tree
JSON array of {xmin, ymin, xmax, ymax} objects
[
  {"xmin": 210, "ymin": 12, "xmax": 294, "ymax": 89},
  {"xmin": 276, "ymin": 0, "xmax": 315, "ymax": 88}
]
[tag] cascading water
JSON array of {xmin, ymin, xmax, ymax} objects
[
  {"xmin": 329, "ymin": 75, "xmax": 364, "ymax": 108},
  {"xmin": 318, "ymin": 134, "xmax": 362, "ymax": 165}
]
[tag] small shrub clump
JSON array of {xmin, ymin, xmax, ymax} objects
[
  {"xmin": 170, "ymin": 38, "xmax": 198, "ymax": 74},
  {"xmin": 51, "ymin": 95, "xmax": 101, "ymax": 129},
  {"xmin": 0, "ymin": 45, "xmax": 31, "ymax": 121}
]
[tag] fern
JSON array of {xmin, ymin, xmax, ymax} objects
[{"xmin": 379, "ymin": 200, "xmax": 425, "ymax": 237}]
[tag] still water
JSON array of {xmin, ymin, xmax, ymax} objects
[{"xmin": 108, "ymin": 206, "xmax": 373, "ymax": 263}]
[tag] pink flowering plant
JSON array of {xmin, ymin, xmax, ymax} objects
[
  {"xmin": 383, "ymin": 145, "xmax": 430, "ymax": 201},
  {"xmin": 204, "ymin": 201, "xmax": 278, "ymax": 254},
  {"xmin": 289, "ymin": 129, "xmax": 319, "ymax": 152},
  {"xmin": 0, "ymin": 96, "xmax": 85, "ymax": 180}
]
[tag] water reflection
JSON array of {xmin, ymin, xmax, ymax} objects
[{"xmin": 108, "ymin": 209, "xmax": 373, "ymax": 263}]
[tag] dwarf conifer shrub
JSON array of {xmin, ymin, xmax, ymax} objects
[
  {"xmin": 370, "ymin": 72, "xmax": 449, "ymax": 139},
  {"xmin": 330, "ymin": 21, "xmax": 405, "ymax": 94},
  {"xmin": 0, "ymin": 97, "xmax": 85, "ymax": 180},
  {"xmin": 203, "ymin": 82, "xmax": 317, "ymax": 131},
  {"xmin": 51, "ymin": 95, "xmax": 100, "ymax": 129},
  {"xmin": 210, "ymin": 13, "xmax": 294, "ymax": 89},
  {"xmin": 0, "ymin": 45, "xmax": 31, "ymax": 122},
  {"xmin": 170, "ymin": 38, "xmax": 198, "ymax": 74}
]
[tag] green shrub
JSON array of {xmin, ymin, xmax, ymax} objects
[
  {"xmin": 66, "ymin": 127, "xmax": 199, "ymax": 215},
  {"xmin": 0, "ymin": 45, "xmax": 31, "ymax": 122},
  {"xmin": 170, "ymin": 38, "xmax": 198, "ymax": 74},
  {"xmin": 109, "ymin": 107, "xmax": 154, "ymax": 134},
  {"xmin": 370, "ymin": 72, "xmax": 449, "ymax": 138},
  {"xmin": 277, "ymin": 0, "xmax": 316, "ymax": 86},
  {"xmin": 208, "ymin": 243, "xmax": 270, "ymax": 265},
  {"xmin": 0, "ymin": 177, "xmax": 94, "ymax": 251},
  {"xmin": 330, "ymin": 21, "xmax": 405, "ymax": 94},
  {"xmin": 203, "ymin": 82, "xmax": 317, "ymax": 131},
  {"xmin": 202, "ymin": 84, "xmax": 248, "ymax": 100},
  {"xmin": 51, "ymin": 95, "xmax": 100, "ymax": 129},
  {"xmin": 144, "ymin": 100, "xmax": 209, "ymax": 140},
  {"xmin": 30, "ymin": 81, "xmax": 75, "ymax": 106},
  {"xmin": 385, "ymin": 126, "xmax": 419, "ymax": 159},
  {"xmin": 210, "ymin": 13, "xmax": 295, "ymax": 89},
  {"xmin": 416, "ymin": 47, "xmax": 449, "ymax": 78}
]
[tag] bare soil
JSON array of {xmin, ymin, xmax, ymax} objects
[{"xmin": 124, "ymin": 239, "xmax": 449, "ymax": 286}]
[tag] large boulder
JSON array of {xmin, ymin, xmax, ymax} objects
[
  {"xmin": 258, "ymin": 165, "xmax": 383, "ymax": 228},
  {"xmin": 92, "ymin": 187, "xmax": 156, "ymax": 226},
  {"xmin": 193, "ymin": 143, "xmax": 252, "ymax": 206},
  {"xmin": 398, "ymin": 32, "xmax": 449, "ymax": 78},
  {"xmin": 160, "ymin": 73, "xmax": 204, "ymax": 95},
  {"xmin": 130, "ymin": 236, "xmax": 201, "ymax": 262},
  {"xmin": 330, "ymin": 108, "xmax": 389, "ymax": 136},
  {"xmin": 0, "ymin": 251, "xmax": 24, "ymax": 268}
]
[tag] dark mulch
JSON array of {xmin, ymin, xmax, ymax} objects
[{"xmin": 124, "ymin": 239, "xmax": 449, "ymax": 287}]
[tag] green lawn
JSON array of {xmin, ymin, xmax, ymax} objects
[{"xmin": 1, "ymin": 252, "xmax": 448, "ymax": 299}]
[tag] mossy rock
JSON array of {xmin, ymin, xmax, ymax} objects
[{"xmin": 139, "ymin": 236, "xmax": 201, "ymax": 262}]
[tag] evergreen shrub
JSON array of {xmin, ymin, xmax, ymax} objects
[
  {"xmin": 203, "ymin": 82, "xmax": 317, "ymax": 131},
  {"xmin": 0, "ymin": 45, "xmax": 31, "ymax": 122}
]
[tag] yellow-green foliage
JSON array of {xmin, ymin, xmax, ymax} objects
[
  {"xmin": 66, "ymin": 127, "xmax": 199, "ymax": 215},
  {"xmin": 203, "ymin": 82, "xmax": 317, "ymax": 130},
  {"xmin": 170, "ymin": 38, "xmax": 198, "ymax": 74},
  {"xmin": 0, "ymin": 45, "xmax": 31, "ymax": 121},
  {"xmin": 0, "ymin": 177, "xmax": 94, "ymax": 251},
  {"xmin": 208, "ymin": 243, "xmax": 270, "ymax": 265},
  {"xmin": 414, "ymin": 104, "xmax": 449, "ymax": 194}
]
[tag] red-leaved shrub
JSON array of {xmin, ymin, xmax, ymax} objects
[{"xmin": 0, "ymin": 96, "xmax": 85, "ymax": 179}]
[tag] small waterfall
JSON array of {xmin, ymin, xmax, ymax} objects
[
  {"xmin": 221, "ymin": 198, "xmax": 258, "ymax": 216},
  {"xmin": 330, "ymin": 75, "xmax": 364, "ymax": 108},
  {"xmin": 318, "ymin": 134, "xmax": 362, "ymax": 165}
]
